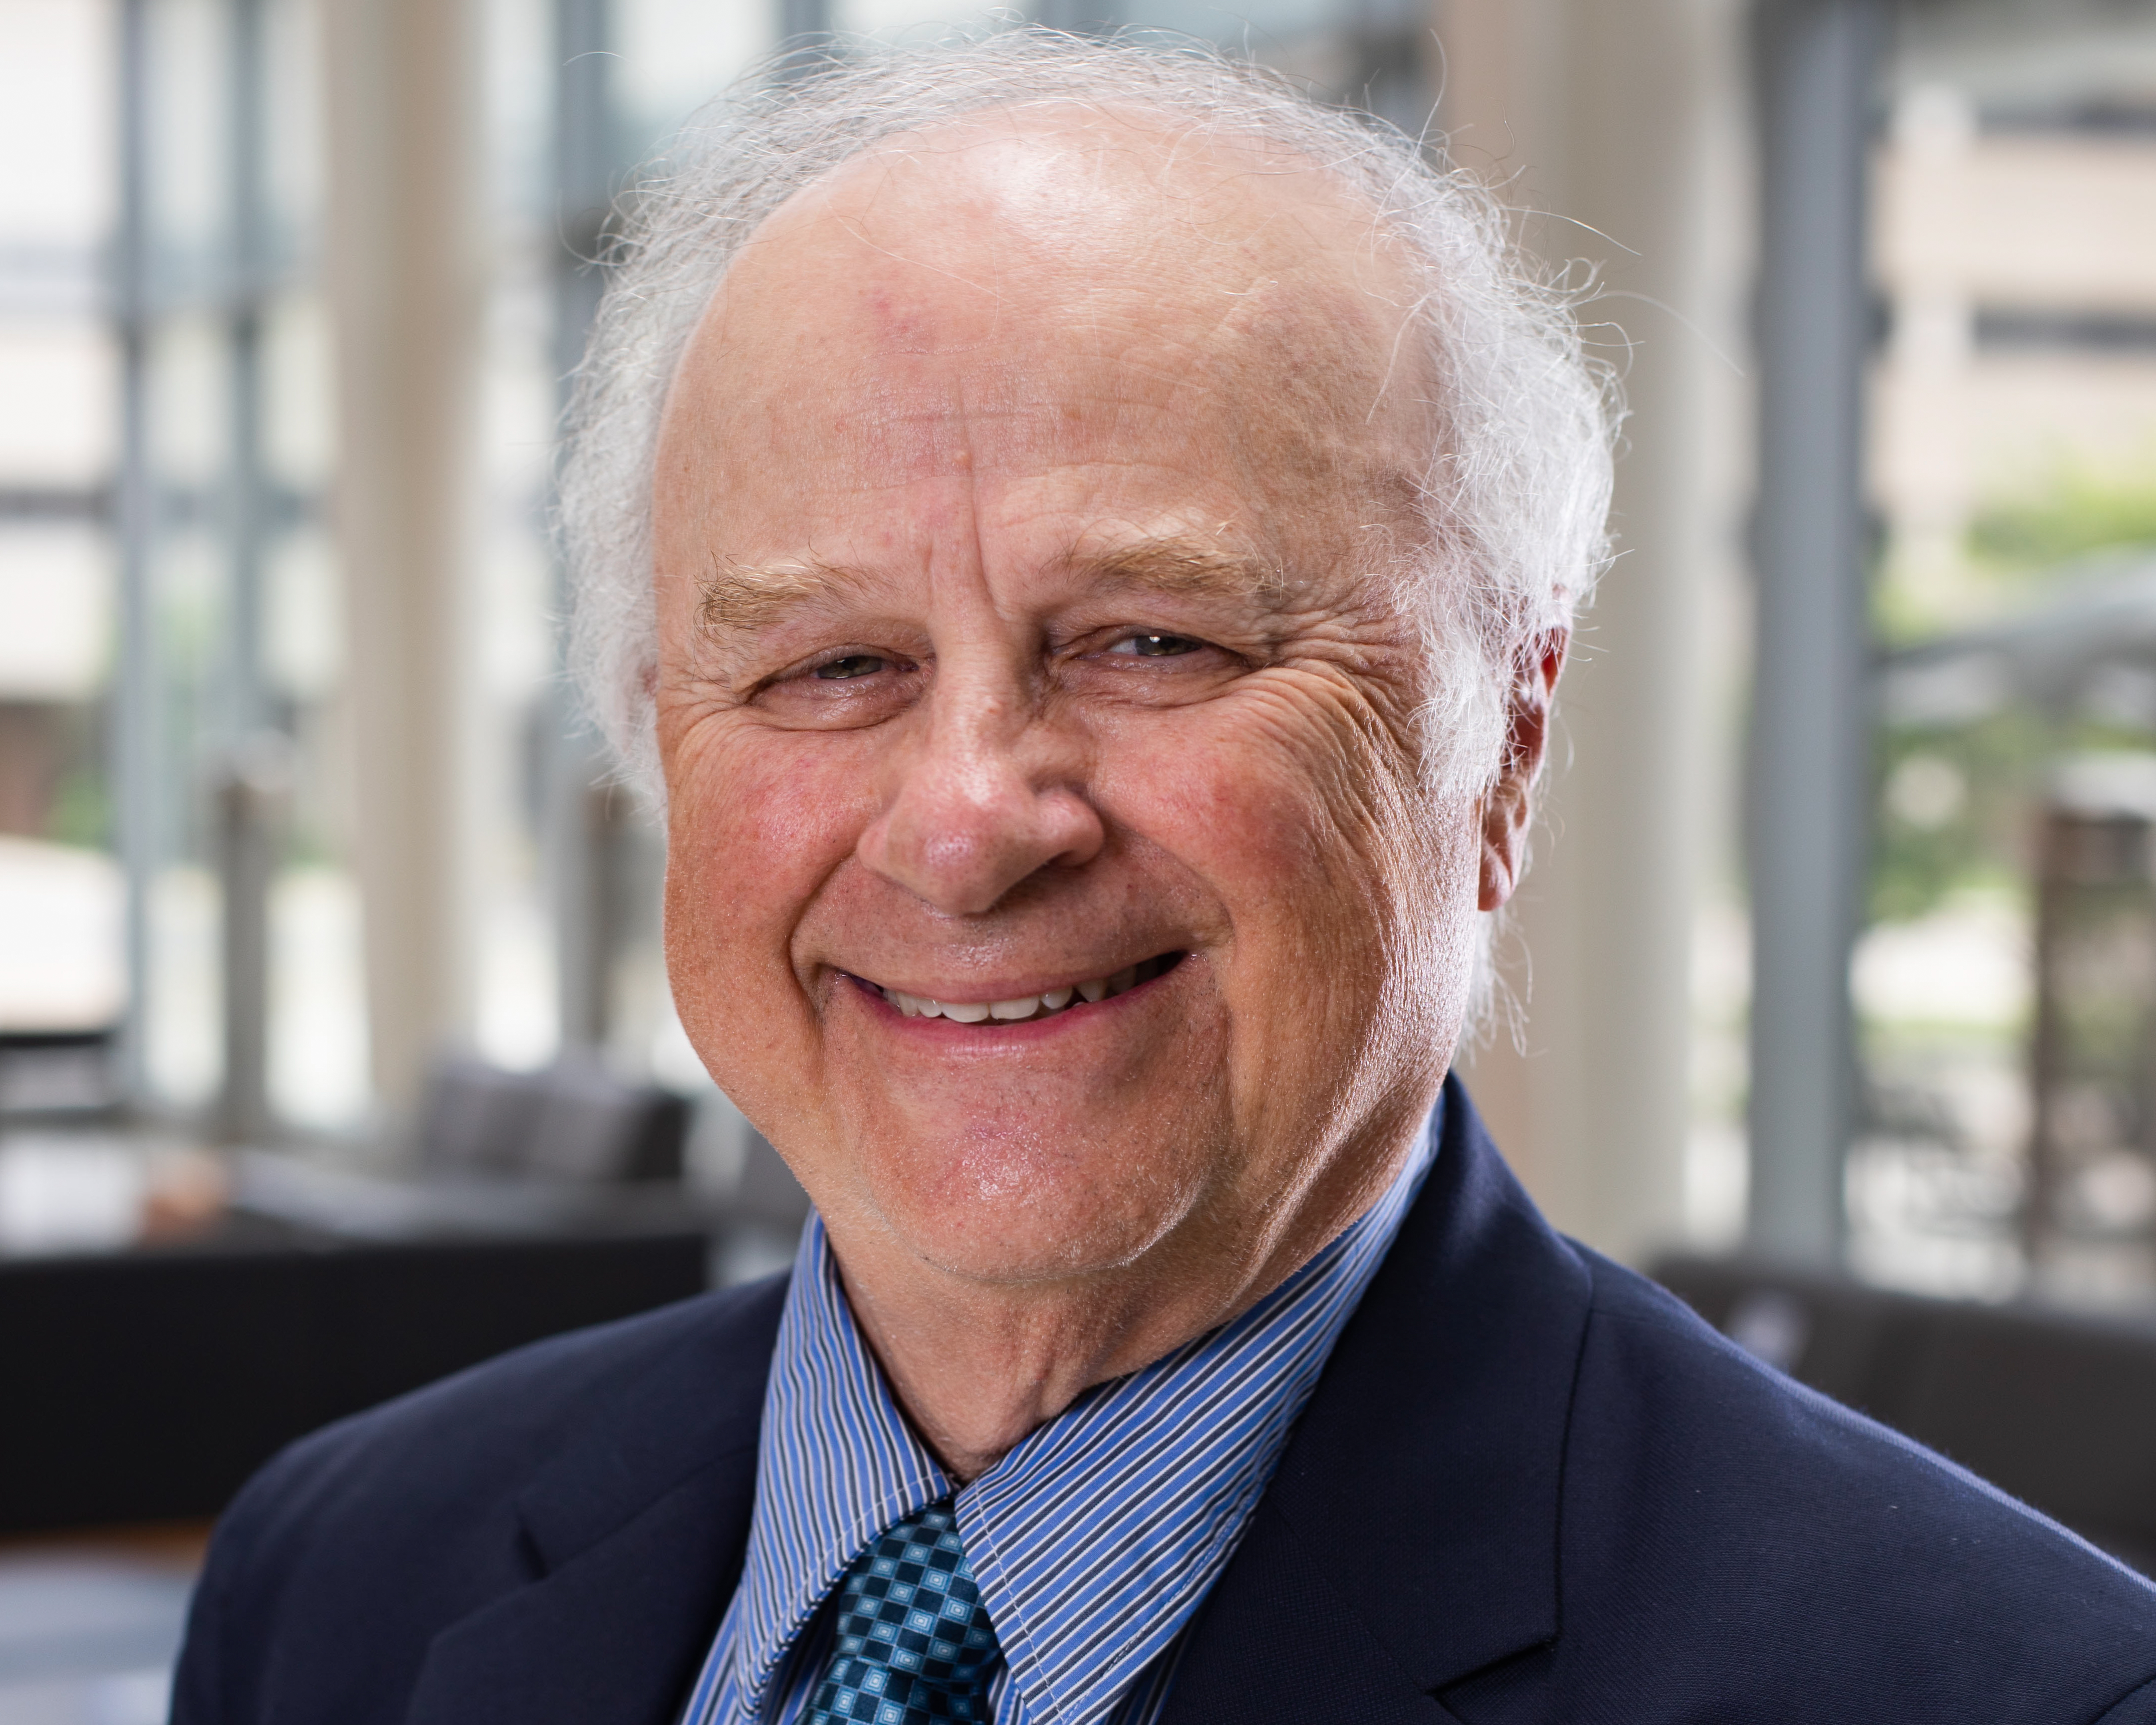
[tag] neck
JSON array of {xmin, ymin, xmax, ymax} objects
[{"xmin": 823, "ymin": 1125, "xmax": 1423, "ymax": 1483}]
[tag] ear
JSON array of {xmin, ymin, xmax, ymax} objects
[{"xmin": 1478, "ymin": 630, "xmax": 1567, "ymax": 913}]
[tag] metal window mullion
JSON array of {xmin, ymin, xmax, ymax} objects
[
  {"xmin": 226, "ymin": 0, "xmax": 269, "ymax": 742},
  {"xmin": 1746, "ymin": 0, "xmax": 1882, "ymax": 1262},
  {"xmin": 215, "ymin": 0, "xmax": 280, "ymax": 1142},
  {"xmin": 113, "ymin": 0, "xmax": 157, "ymax": 1107},
  {"xmin": 778, "ymin": 0, "xmax": 830, "ymax": 46},
  {"xmin": 544, "ymin": 0, "xmax": 615, "ymax": 1054}
]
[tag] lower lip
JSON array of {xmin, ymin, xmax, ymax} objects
[{"xmin": 842, "ymin": 961, "xmax": 1182, "ymax": 1039}]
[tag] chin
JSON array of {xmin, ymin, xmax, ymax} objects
[{"xmin": 853, "ymin": 1120, "xmax": 1212, "ymax": 1287}]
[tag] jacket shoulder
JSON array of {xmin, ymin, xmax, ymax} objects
[
  {"xmin": 1457, "ymin": 1254, "xmax": 2156, "ymax": 1722},
  {"xmin": 173, "ymin": 1272, "xmax": 788, "ymax": 1725}
]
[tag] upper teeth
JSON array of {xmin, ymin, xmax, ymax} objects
[{"xmin": 881, "ymin": 961, "xmax": 1156, "ymax": 1021}]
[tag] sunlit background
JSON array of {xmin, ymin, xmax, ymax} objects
[
  {"xmin": 7, "ymin": 0, "xmax": 2156, "ymax": 1713},
  {"xmin": 0, "ymin": 0, "xmax": 1448, "ymax": 1155},
  {"xmin": 7, "ymin": 4, "xmax": 2156, "ymax": 1311},
  {"xmin": 7, "ymin": 0, "xmax": 2156, "ymax": 1296}
]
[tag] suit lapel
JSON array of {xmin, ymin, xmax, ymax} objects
[
  {"xmin": 403, "ymin": 1276, "xmax": 788, "ymax": 1725},
  {"xmin": 1162, "ymin": 1077, "xmax": 1594, "ymax": 1723}
]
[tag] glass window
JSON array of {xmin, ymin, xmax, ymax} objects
[
  {"xmin": 0, "ymin": 0, "xmax": 122, "ymax": 1047},
  {"xmin": 3, "ymin": 0, "xmax": 1449, "ymax": 1142},
  {"xmin": 1859, "ymin": 0, "xmax": 2156, "ymax": 1300}
]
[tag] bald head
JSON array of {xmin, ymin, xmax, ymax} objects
[
  {"xmin": 713, "ymin": 101, "xmax": 1431, "ymax": 414},
  {"xmin": 653, "ymin": 106, "xmax": 1437, "ymax": 644}
]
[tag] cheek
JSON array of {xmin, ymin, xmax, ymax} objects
[
  {"xmin": 1096, "ymin": 682, "xmax": 1426, "ymax": 974},
  {"xmin": 1087, "ymin": 693, "xmax": 1455, "ymax": 1203},
  {"xmin": 661, "ymin": 727, "xmax": 878, "ymax": 1075}
]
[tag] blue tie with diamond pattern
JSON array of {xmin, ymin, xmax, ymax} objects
[{"xmin": 805, "ymin": 1502, "xmax": 1003, "ymax": 1725}]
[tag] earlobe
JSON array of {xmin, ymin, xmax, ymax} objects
[
  {"xmin": 1477, "ymin": 848, "xmax": 1510, "ymax": 913},
  {"xmin": 1475, "ymin": 628, "xmax": 1566, "ymax": 913},
  {"xmin": 1477, "ymin": 793, "xmax": 1526, "ymax": 912}
]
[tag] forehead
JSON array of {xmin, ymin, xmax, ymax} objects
[{"xmin": 656, "ymin": 107, "xmax": 1432, "ymax": 571}]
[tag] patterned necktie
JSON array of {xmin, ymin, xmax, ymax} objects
[{"xmin": 805, "ymin": 1501, "xmax": 1003, "ymax": 1724}]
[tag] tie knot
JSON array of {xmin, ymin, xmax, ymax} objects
[{"xmin": 808, "ymin": 1502, "xmax": 1003, "ymax": 1724}]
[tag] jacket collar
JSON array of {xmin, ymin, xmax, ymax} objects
[
  {"xmin": 402, "ymin": 1275, "xmax": 788, "ymax": 1725},
  {"xmin": 1161, "ymin": 1074, "xmax": 1594, "ymax": 1721}
]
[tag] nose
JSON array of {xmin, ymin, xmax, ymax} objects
[{"xmin": 857, "ymin": 667, "xmax": 1104, "ymax": 916}]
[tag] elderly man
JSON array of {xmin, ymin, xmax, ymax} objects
[{"xmin": 176, "ymin": 31, "xmax": 2155, "ymax": 1725}]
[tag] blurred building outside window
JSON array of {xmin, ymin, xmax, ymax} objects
[
  {"xmin": 0, "ymin": 0, "xmax": 126, "ymax": 1064},
  {"xmin": 1854, "ymin": 0, "xmax": 2156, "ymax": 1303}
]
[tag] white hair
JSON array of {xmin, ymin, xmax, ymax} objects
[{"xmin": 558, "ymin": 27, "xmax": 1616, "ymax": 807}]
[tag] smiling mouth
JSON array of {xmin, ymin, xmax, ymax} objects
[{"xmin": 867, "ymin": 952, "xmax": 1185, "ymax": 1023}]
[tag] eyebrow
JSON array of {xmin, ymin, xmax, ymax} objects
[
  {"xmin": 694, "ymin": 534, "xmax": 1285, "ymax": 638},
  {"xmin": 696, "ymin": 557, "xmax": 872, "ymax": 636},
  {"xmin": 1081, "ymin": 536, "xmax": 1287, "ymax": 606}
]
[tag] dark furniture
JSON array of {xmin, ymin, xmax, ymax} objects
[
  {"xmin": 0, "ymin": 1028, "xmax": 121, "ymax": 1121},
  {"xmin": 1657, "ymin": 1253, "xmax": 2156, "ymax": 1574},
  {"xmin": 0, "ymin": 1224, "xmax": 708, "ymax": 1534},
  {"xmin": 417, "ymin": 1055, "xmax": 690, "ymax": 1183}
]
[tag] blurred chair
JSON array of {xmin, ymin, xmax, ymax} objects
[
  {"xmin": 0, "ymin": 1030, "xmax": 120, "ymax": 1124},
  {"xmin": 416, "ymin": 1054, "xmax": 688, "ymax": 1184},
  {"xmin": 2027, "ymin": 756, "xmax": 2156, "ymax": 1282}
]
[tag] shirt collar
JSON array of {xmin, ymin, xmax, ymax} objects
[
  {"xmin": 725, "ymin": 1220, "xmax": 952, "ymax": 1714},
  {"xmin": 725, "ymin": 1105, "xmax": 1440, "ymax": 1724}
]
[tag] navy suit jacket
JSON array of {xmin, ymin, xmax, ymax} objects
[{"xmin": 173, "ymin": 1079, "xmax": 2156, "ymax": 1723}]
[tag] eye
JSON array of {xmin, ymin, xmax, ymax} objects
[
  {"xmin": 815, "ymin": 653, "xmax": 890, "ymax": 681},
  {"xmin": 1106, "ymin": 632, "xmax": 1204, "ymax": 659}
]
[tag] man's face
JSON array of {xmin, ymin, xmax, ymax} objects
[{"xmin": 653, "ymin": 116, "xmax": 1489, "ymax": 1301}]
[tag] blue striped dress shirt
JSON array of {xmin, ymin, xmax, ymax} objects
[{"xmin": 680, "ymin": 1107, "xmax": 1438, "ymax": 1725}]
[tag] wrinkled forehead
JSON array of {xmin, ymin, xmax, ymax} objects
[{"xmin": 679, "ymin": 104, "xmax": 1438, "ymax": 476}]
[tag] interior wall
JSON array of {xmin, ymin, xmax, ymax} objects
[
  {"xmin": 1444, "ymin": 0, "xmax": 1754, "ymax": 1262},
  {"xmin": 321, "ymin": 0, "xmax": 487, "ymax": 1118}
]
